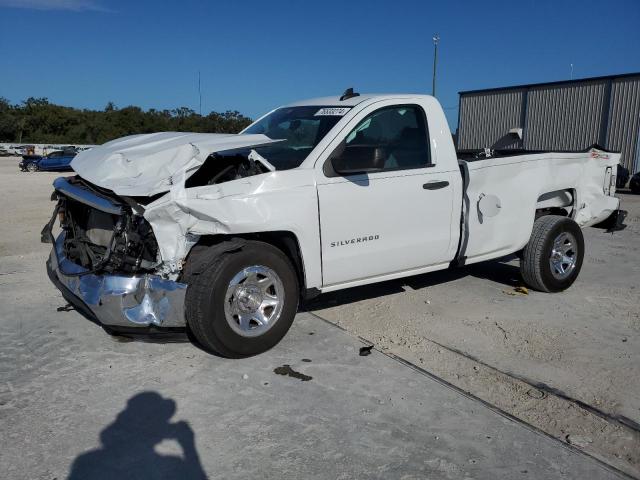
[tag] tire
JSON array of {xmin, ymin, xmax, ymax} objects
[
  {"xmin": 27, "ymin": 163, "xmax": 38, "ymax": 172},
  {"xmin": 520, "ymin": 215, "xmax": 584, "ymax": 293},
  {"xmin": 184, "ymin": 240, "xmax": 299, "ymax": 357}
]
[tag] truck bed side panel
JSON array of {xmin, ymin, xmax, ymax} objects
[{"xmin": 461, "ymin": 151, "xmax": 620, "ymax": 264}]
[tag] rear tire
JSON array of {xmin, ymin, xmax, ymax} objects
[
  {"xmin": 184, "ymin": 240, "xmax": 299, "ymax": 357},
  {"xmin": 520, "ymin": 215, "xmax": 584, "ymax": 292}
]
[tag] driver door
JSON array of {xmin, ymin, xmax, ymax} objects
[{"xmin": 316, "ymin": 103, "xmax": 456, "ymax": 287}]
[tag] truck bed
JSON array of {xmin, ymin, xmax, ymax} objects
[
  {"xmin": 457, "ymin": 146, "xmax": 620, "ymax": 265},
  {"xmin": 456, "ymin": 143, "xmax": 617, "ymax": 161}
]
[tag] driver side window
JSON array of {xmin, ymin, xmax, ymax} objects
[{"xmin": 327, "ymin": 105, "xmax": 431, "ymax": 176}]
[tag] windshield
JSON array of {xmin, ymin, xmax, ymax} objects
[{"xmin": 243, "ymin": 106, "xmax": 348, "ymax": 170}]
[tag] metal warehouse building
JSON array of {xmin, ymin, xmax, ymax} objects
[{"xmin": 456, "ymin": 72, "xmax": 640, "ymax": 174}]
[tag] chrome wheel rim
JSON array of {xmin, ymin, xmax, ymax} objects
[
  {"xmin": 549, "ymin": 232, "xmax": 578, "ymax": 280},
  {"xmin": 224, "ymin": 265, "xmax": 285, "ymax": 337}
]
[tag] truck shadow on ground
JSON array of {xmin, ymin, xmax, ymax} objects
[
  {"xmin": 59, "ymin": 258, "xmax": 520, "ymax": 347},
  {"xmin": 305, "ymin": 258, "xmax": 521, "ymax": 310},
  {"xmin": 67, "ymin": 391, "xmax": 208, "ymax": 479}
]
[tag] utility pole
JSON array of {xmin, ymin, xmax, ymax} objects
[
  {"xmin": 570, "ymin": 63, "xmax": 574, "ymax": 80},
  {"xmin": 198, "ymin": 71, "xmax": 202, "ymax": 116},
  {"xmin": 432, "ymin": 34, "xmax": 440, "ymax": 97}
]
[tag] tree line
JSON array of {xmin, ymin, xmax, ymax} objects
[{"xmin": 0, "ymin": 97, "xmax": 253, "ymax": 145}]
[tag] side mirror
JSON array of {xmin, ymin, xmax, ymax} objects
[{"xmin": 331, "ymin": 146, "xmax": 387, "ymax": 175}]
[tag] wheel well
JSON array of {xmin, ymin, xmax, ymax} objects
[
  {"xmin": 535, "ymin": 189, "xmax": 575, "ymax": 219},
  {"xmin": 192, "ymin": 231, "xmax": 307, "ymax": 292}
]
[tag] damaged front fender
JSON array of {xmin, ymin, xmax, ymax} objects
[
  {"xmin": 68, "ymin": 131, "xmax": 322, "ymax": 288},
  {"xmin": 143, "ymin": 169, "xmax": 321, "ymax": 285}
]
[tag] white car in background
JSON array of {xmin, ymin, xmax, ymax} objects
[{"xmin": 7, "ymin": 145, "xmax": 28, "ymax": 156}]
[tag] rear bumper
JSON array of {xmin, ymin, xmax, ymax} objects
[{"xmin": 47, "ymin": 232, "xmax": 187, "ymax": 328}]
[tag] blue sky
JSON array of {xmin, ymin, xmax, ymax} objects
[{"xmin": 1, "ymin": 0, "xmax": 639, "ymax": 129}]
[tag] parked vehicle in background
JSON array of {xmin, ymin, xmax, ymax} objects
[
  {"xmin": 6, "ymin": 145, "xmax": 31, "ymax": 156},
  {"xmin": 617, "ymin": 164, "xmax": 630, "ymax": 188},
  {"xmin": 1, "ymin": 144, "xmax": 95, "ymax": 157},
  {"xmin": 44, "ymin": 91, "xmax": 626, "ymax": 357},
  {"xmin": 20, "ymin": 148, "xmax": 77, "ymax": 172},
  {"xmin": 630, "ymin": 172, "xmax": 640, "ymax": 194}
]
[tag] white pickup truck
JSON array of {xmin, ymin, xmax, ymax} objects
[{"xmin": 44, "ymin": 90, "xmax": 626, "ymax": 357}]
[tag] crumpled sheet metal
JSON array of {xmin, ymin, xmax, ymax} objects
[
  {"xmin": 143, "ymin": 169, "xmax": 321, "ymax": 284},
  {"xmin": 71, "ymin": 132, "xmax": 282, "ymax": 196},
  {"xmin": 50, "ymin": 233, "xmax": 187, "ymax": 327}
]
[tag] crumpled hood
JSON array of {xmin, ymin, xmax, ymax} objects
[{"xmin": 71, "ymin": 132, "xmax": 280, "ymax": 196}]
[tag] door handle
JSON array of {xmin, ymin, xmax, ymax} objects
[{"xmin": 423, "ymin": 180, "xmax": 449, "ymax": 190}]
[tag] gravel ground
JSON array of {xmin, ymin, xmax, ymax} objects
[
  {"xmin": 0, "ymin": 156, "xmax": 639, "ymax": 477},
  {"xmin": 309, "ymin": 189, "xmax": 640, "ymax": 475},
  {"xmin": 311, "ymin": 196, "xmax": 640, "ymax": 426}
]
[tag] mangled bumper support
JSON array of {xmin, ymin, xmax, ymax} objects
[
  {"xmin": 604, "ymin": 209, "xmax": 628, "ymax": 232},
  {"xmin": 47, "ymin": 233, "xmax": 187, "ymax": 328},
  {"xmin": 593, "ymin": 208, "xmax": 628, "ymax": 233}
]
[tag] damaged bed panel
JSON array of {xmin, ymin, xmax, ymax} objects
[
  {"xmin": 143, "ymin": 169, "xmax": 323, "ymax": 287},
  {"xmin": 71, "ymin": 132, "xmax": 283, "ymax": 197},
  {"xmin": 460, "ymin": 149, "xmax": 621, "ymax": 265}
]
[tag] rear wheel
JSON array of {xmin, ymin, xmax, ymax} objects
[
  {"xmin": 521, "ymin": 215, "xmax": 584, "ymax": 292},
  {"xmin": 184, "ymin": 240, "xmax": 299, "ymax": 357}
]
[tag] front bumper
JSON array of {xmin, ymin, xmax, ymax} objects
[{"xmin": 47, "ymin": 233, "xmax": 187, "ymax": 328}]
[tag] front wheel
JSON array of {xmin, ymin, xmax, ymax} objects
[
  {"xmin": 520, "ymin": 215, "xmax": 584, "ymax": 292},
  {"xmin": 184, "ymin": 240, "xmax": 299, "ymax": 357},
  {"xmin": 27, "ymin": 163, "xmax": 38, "ymax": 172}
]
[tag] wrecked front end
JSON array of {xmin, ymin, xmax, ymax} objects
[
  {"xmin": 43, "ymin": 132, "xmax": 284, "ymax": 330},
  {"xmin": 43, "ymin": 176, "xmax": 188, "ymax": 328}
]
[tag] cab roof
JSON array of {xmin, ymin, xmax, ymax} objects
[{"xmin": 284, "ymin": 93, "xmax": 430, "ymax": 108}]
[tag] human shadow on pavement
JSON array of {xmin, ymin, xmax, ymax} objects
[{"xmin": 67, "ymin": 391, "xmax": 208, "ymax": 480}]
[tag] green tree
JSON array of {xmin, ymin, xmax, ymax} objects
[
  {"xmin": 0, "ymin": 97, "xmax": 17, "ymax": 142},
  {"xmin": 0, "ymin": 98, "xmax": 252, "ymax": 144}
]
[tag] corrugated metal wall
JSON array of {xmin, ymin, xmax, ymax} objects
[
  {"xmin": 524, "ymin": 80, "xmax": 606, "ymax": 151},
  {"xmin": 606, "ymin": 77, "xmax": 640, "ymax": 172},
  {"xmin": 457, "ymin": 74, "xmax": 640, "ymax": 172},
  {"xmin": 457, "ymin": 90, "xmax": 524, "ymax": 150}
]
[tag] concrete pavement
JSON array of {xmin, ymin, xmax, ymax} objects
[{"xmin": 0, "ymin": 288, "xmax": 626, "ymax": 479}]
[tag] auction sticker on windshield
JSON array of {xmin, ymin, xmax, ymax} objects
[{"xmin": 314, "ymin": 107, "xmax": 351, "ymax": 116}]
